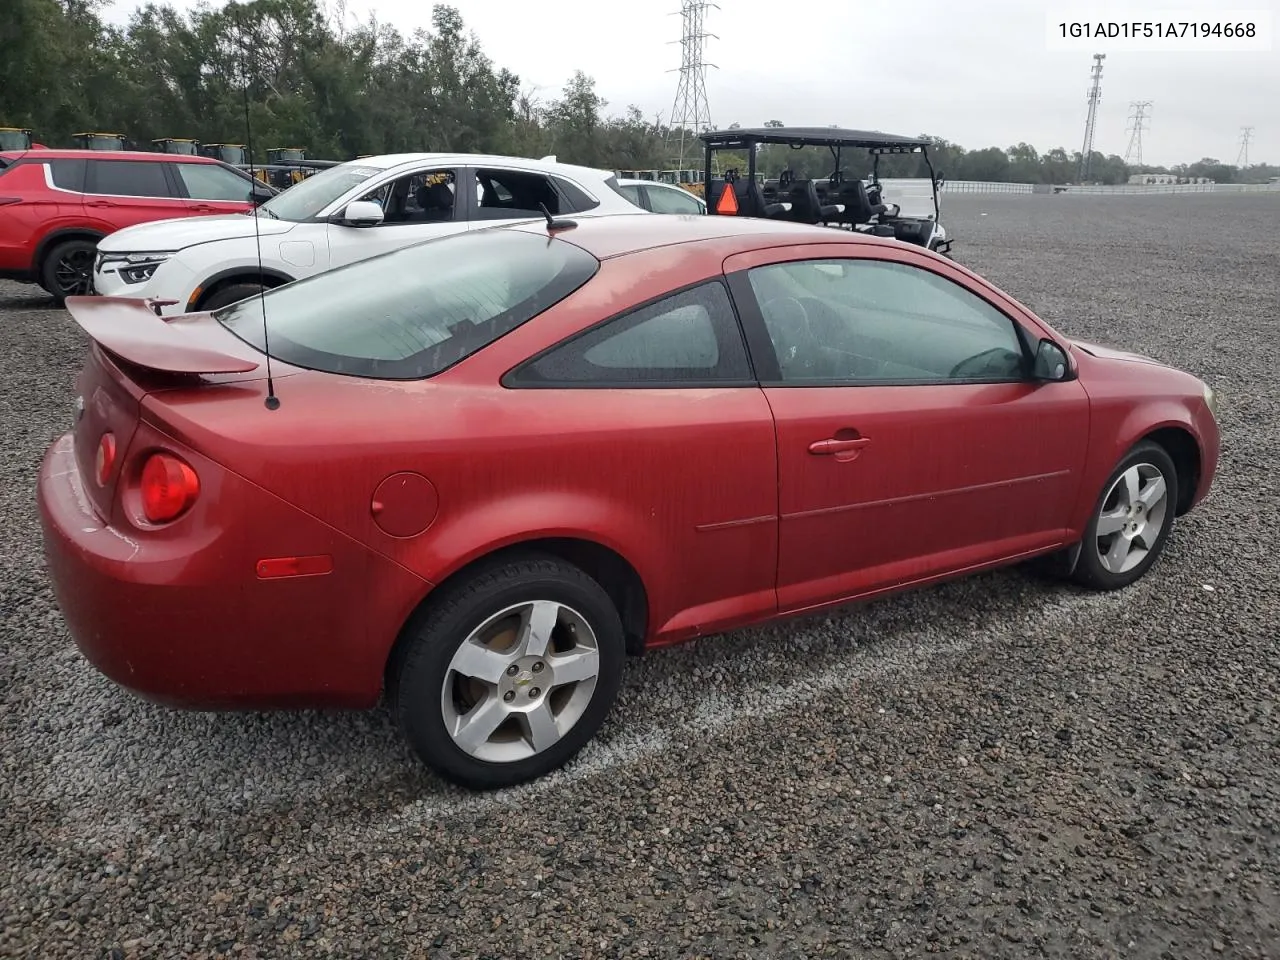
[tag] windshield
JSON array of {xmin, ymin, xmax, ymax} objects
[
  {"xmin": 215, "ymin": 228, "xmax": 600, "ymax": 379},
  {"xmin": 256, "ymin": 162, "xmax": 381, "ymax": 221}
]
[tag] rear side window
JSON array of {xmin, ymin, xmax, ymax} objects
[
  {"xmin": 86, "ymin": 160, "xmax": 172, "ymax": 197},
  {"xmin": 509, "ymin": 281, "xmax": 753, "ymax": 386},
  {"xmin": 49, "ymin": 158, "xmax": 86, "ymax": 192},
  {"xmin": 216, "ymin": 229, "xmax": 599, "ymax": 380}
]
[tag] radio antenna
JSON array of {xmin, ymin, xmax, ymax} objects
[{"xmin": 239, "ymin": 28, "xmax": 279, "ymax": 410}]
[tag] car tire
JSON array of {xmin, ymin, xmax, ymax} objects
[
  {"xmin": 199, "ymin": 283, "xmax": 266, "ymax": 311},
  {"xmin": 391, "ymin": 554, "xmax": 626, "ymax": 790},
  {"xmin": 41, "ymin": 239, "xmax": 98, "ymax": 305},
  {"xmin": 1070, "ymin": 440, "xmax": 1179, "ymax": 591}
]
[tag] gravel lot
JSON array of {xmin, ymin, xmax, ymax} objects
[{"xmin": 3, "ymin": 193, "xmax": 1279, "ymax": 959}]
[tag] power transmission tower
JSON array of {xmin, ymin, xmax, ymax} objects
[
  {"xmin": 1124, "ymin": 101, "xmax": 1152, "ymax": 166},
  {"xmin": 1078, "ymin": 53, "xmax": 1105, "ymax": 181},
  {"xmin": 1237, "ymin": 126, "xmax": 1254, "ymax": 167},
  {"xmin": 665, "ymin": 0, "xmax": 718, "ymax": 171}
]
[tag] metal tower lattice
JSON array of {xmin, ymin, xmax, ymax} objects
[
  {"xmin": 1237, "ymin": 126, "xmax": 1253, "ymax": 167},
  {"xmin": 1078, "ymin": 53, "xmax": 1105, "ymax": 181},
  {"xmin": 1124, "ymin": 101, "xmax": 1152, "ymax": 166},
  {"xmin": 665, "ymin": 0, "xmax": 718, "ymax": 170}
]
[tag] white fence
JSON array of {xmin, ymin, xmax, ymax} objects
[{"xmin": 938, "ymin": 179, "xmax": 1280, "ymax": 196}]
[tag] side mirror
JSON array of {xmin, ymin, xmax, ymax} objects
[
  {"xmin": 1032, "ymin": 338, "xmax": 1070, "ymax": 381},
  {"xmin": 336, "ymin": 200, "xmax": 384, "ymax": 227},
  {"xmin": 249, "ymin": 182, "xmax": 274, "ymax": 205}
]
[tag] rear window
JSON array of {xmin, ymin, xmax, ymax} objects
[{"xmin": 215, "ymin": 229, "xmax": 599, "ymax": 380}]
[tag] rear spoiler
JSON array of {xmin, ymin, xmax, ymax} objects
[{"xmin": 64, "ymin": 296, "xmax": 261, "ymax": 374}]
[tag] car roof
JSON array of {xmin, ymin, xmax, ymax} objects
[
  {"xmin": 349, "ymin": 152, "xmax": 618, "ymax": 181},
  {"xmin": 0, "ymin": 148, "xmax": 218, "ymax": 163},
  {"xmin": 507, "ymin": 211, "xmax": 893, "ymax": 260}
]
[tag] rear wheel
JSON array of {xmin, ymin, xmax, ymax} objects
[
  {"xmin": 41, "ymin": 239, "xmax": 98, "ymax": 304},
  {"xmin": 1071, "ymin": 441, "xmax": 1178, "ymax": 590},
  {"xmin": 199, "ymin": 282, "xmax": 266, "ymax": 311},
  {"xmin": 391, "ymin": 555, "xmax": 626, "ymax": 789}
]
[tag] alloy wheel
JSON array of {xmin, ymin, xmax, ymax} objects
[
  {"xmin": 440, "ymin": 600, "xmax": 601, "ymax": 764},
  {"xmin": 54, "ymin": 248, "xmax": 95, "ymax": 297},
  {"xmin": 1094, "ymin": 462, "xmax": 1170, "ymax": 574}
]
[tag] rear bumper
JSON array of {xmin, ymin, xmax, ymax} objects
[{"xmin": 37, "ymin": 432, "xmax": 428, "ymax": 709}]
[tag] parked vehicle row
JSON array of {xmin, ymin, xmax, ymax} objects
[{"xmin": 0, "ymin": 149, "xmax": 274, "ymax": 302}]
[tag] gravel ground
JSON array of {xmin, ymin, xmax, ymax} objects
[{"xmin": 3, "ymin": 193, "xmax": 1279, "ymax": 959}]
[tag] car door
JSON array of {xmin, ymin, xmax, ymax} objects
[
  {"xmin": 724, "ymin": 243, "xmax": 1091, "ymax": 613},
  {"xmin": 171, "ymin": 160, "xmax": 260, "ymax": 215},
  {"xmin": 81, "ymin": 159, "xmax": 186, "ymax": 232},
  {"xmin": 325, "ymin": 165, "xmax": 470, "ymax": 270}
]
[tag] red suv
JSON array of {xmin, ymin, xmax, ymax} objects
[{"xmin": 0, "ymin": 149, "xmax": 274, "ymax": 303}]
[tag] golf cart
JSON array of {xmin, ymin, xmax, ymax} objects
[{"xmin": 699, "ymin": 126, "xmax": 951, "ymax": 256}]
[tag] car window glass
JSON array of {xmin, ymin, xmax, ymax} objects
[
  {"xmin": 215, "ymin": 230, "xmax": 598, "ymax": 380},
  {"xmin": 48, "ymin": 158, "xmax": 86, "ymax": 192},
  {"xmin": 747, "ymin": 259, "xmax": 1026, "ymax": 383},
  {"xmin": 257, "ymin": 162, "xmax": 381, "ymax": 221},
  {"xmin": 617, "ymin": 184, "xmax": 644, "ymax": 205},
  {"xmin": 87, "ymin": 160, "xmax": 172, "ymax": 197},
  {"xmin": 645, "ymin": 185, "xmax": 702, "ymax": 215},
  {"xmin": 514, "ymin": 281, "xmax": 752, "ymax": 384},
  {"xmin": 359, "ymin": 169, "xmax": 456, "ymax": 223},
  {"xmin": 473, "ymin": 168, "xmax": 562, "ymax": 219},
  {"xmin": 176, "ymin": 162, "xmax": 253, "ymax": 201}
]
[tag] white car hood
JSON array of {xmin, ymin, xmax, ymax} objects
[{"xmin": 98, "ymin": 213, "xmax": 296, "ymax": 253}]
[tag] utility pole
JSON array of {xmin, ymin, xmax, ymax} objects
[
  {"xmin": 665, "ymin": 0, "xmax": 718, "ymax": 171},
  {"xmin": 1078, "ymin": 53, "xmax": 1105, "ymax": 182},
  {"xmin": 1124, "ymin": 101, "xmax": 1152, "ymax": 167},
  {"xmin": 1237, "ymin": 126, "xmax": 1254, "ymax": 168}
]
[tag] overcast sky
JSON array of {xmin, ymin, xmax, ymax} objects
[{"xmin": 101, "ymin": 0, "xmax": 1278, "ymax": 166}]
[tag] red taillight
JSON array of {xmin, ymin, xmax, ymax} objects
[
  {"xmin": 140, "ymin": 452, "xmax": 200, "ymax": 523},
  {"xmin": 95, "ymin": 433, "xmax": 117, "ymax": 486}
]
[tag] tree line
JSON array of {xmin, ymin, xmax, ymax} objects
[{"xmin": 2, "ymin": 0, "xmax": 1276, "ymax": 186}]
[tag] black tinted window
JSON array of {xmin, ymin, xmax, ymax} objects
[
  {"xmin": 216, "ymin": 230, "xmax": 599, "ymax": 380},
  {"xmin": 473, "ymin": 169, "xmax": 563, "ymax": 219},
  {"xmin": 49, "ymin": 158, "xmax": 86, "ymax": 192},
  {"xmin": 176, "ymin": 162, "xmax": 253, "ymax": 201},
  {"xmin": 554, "ymin": 176, "xmax": 600, "ymax": 213},
  {"xmin": 748, "ymin": 259, "xmax": 1026, "ymax": 383},
  {"xmin": 87, "ymin": 160, "xmax": 172, "ymax": 197},
  {"xmin": 513, "ymin": 281, "xmax": 753, "ymax": 386}
]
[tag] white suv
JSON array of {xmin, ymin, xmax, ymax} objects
[{"xmin": 91, "ymin": 153, "xmax": 645, "ymax": 314}]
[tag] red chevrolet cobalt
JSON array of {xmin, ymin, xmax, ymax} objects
[{"xmin": 38, "ymin": 213, "xmax": 1220, "ymax": 789}]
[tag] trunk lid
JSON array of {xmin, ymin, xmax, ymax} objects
[{"xmin": 64, "ymin": 295, "xmax": 281, "ymax": 523}]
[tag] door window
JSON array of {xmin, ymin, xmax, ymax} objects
[
  {"xmin": 746, "ymin": 258, "xmax": 1027, "ymax": 383},
  {"xmin": 357, "ymin": 169, "xmax": 456, "ymax": 223},
  {"xmin": 86, "ymin": 160, "xmax": 173, "ymax": 198},
  {"xmin": 472, "ymin": 168, "xmax": 565, "ymax": 220},
  {"xmin": 511, "ymin": 281, "xmax": 753, "ymax": 386},
  {"xmin": 645, "ymin": 185, "xmax": 703, "ymax": 215},
  {"xmin": 176, "ymin": 162, "xmax": 254, "ymax": 201}
]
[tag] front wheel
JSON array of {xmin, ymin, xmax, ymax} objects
[
  {"xmin": 199, "ymin": 282, "xmax": 266, "ymax": 311},
  {"xmin": 391, "ymin": 555, "xmax": 626, "ymax": 790},
  {"xmin": 1071, "ymin": 440, "xmax": 1179, "ymax": 590}
]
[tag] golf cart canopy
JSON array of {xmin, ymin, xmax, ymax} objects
[{"xmin": 700, "ymin": 127, "xmax": 932, "ymax": 154}]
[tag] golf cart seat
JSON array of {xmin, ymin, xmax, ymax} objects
[
  {"xmin": 829, "ymin": 176, "xmax": 887, "ymax": 226},
  {"xmin": 777, "ymin": 169, "xmax": 843, "ymax": 225},
  {"xmin": 710, "ymin": 171, "xmax": 790, "ymax": 218}
]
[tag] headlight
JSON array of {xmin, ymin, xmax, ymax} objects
[
  {"xmin": 1202, "ymin": 382, "xmax": 1218, "ymax": 417},
  {"xmin": 97, "ymin": 252, "xmax": 174, "ymax": 285}
]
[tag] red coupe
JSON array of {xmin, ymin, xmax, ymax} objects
[{"xmin": 37, "ymin": 213, "xmax": 1220, "ymax": 789}]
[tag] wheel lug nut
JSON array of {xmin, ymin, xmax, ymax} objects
[
  {"xmin": 503, "ymin": 691, "xmax": 515, "ymax": 702},
  {"xmin": 506, "ymin": 665, "xmax": 518, "ymax": 676},
  {"xmin": 532, "ymin": 662, "xmax": 544, "ymax": 673},
  {"xmin": 529, "ymin": 687, "xmax": 541, "ymax": 698}
]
